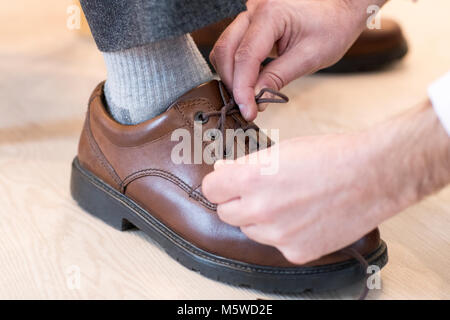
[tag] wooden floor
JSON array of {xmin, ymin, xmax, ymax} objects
[{"xmin": 0, "ymin": 0, "xmax": 449, "ymax": 299}]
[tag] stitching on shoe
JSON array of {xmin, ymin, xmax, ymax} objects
[
  {"xmin": 75, "ymin": 159, "xmax": 386, "ymax": 275},
  {"xmin": 91, "ymin": 88, "xmax": 187, "ymax": 148},
  {"xmin": 86, "ymin": 96, "xmax": 123, "ymax": 189},
  {"xmin": 120, "ymin": 169, "xmax": 217, "ymax": 211},
  {"xmin": 115, "ymin": 125, "xmax": 191, "ymax": 149},
  {"xmin": 87, "ymin": 94, "xmax": 212, "ymax": 198}
]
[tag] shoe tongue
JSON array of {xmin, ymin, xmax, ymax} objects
[
  {"xmin": 176, "ymin": 80, "xmax": 230, "ymax": 111},
  {"xmin": 175, "ymin": 80, "xmax": 271, "ymax": 158}
]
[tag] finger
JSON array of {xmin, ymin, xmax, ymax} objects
[
  {"xmin": 216, "ymin": 198, "xmax": 247, "ymax": 227},
  {"xmin": 210, "ymin": 12, "xmax": 250, "ymax": 91},
  {"xmin": 233, "ymin": 10, "xmax": 282, "ymax": 121},
  {"xmin": 255, "ymin": 44, "xmax": 320, "ymax": 93},
  {"xmin": 240, "ymin": 224, "xmax": 276, "ymax": 246},
  {"xmin": 217, "ymin": 197, "xmax": 269, "ymax": 227},
  {"xmin": 202, "ymin": 167, "xmax": 241, "ymax": 204}
]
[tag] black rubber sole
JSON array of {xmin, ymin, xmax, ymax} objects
[{"xmin": 70, "ymin": 157, "xmax": 388, "ymax": 294}]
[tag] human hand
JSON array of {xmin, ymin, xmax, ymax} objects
[
  {"xmin": 210, "ymin": 0, "xmax": 387, "ymax": 120},
  {"xmin": 202, "ymin": 101, "xmax": 450, "ymax": 264},
  {"xmin": 203, "ymin": 134, "xmax": 391, "ymax": 264}
]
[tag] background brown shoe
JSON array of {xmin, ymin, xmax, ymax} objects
[
  {"xmin": 71, "ymin": 80, "xmax": 388, "ymax": 294},
  {"xmin": 320, "ymin": 18, "xmax": 408, "ymax": 73},
  {"xmin": 192, "ymin": 18, "xmax": 408, "ymax": 73}
]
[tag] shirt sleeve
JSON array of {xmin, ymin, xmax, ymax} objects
[{"xmin": 428, "ymin": 71, "xmax": 450, "ymax": 136}]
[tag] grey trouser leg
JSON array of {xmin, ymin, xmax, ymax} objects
[{"xmin": 80, "ymin": 0, "xmax": 246, "ymax": 52}]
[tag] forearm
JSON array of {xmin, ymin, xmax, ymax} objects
[
  {"xmin": 348, "ymin": 0, "xmax": 388, "ymax": 9},
  {"xmin": 345, "ymin": 0, "xmax": 388, "ymax": 15},
  {"xmin": 343, "ymin": 0, "xmax": 389, "ymax": 29},
  {"xmin": 367, "ymin": 100, "xmax": 450, "ymax": 219}
]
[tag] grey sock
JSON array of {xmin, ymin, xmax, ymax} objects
[{"xmin": 103, "ymin": 34, "xmax": 213, "ymax": 125}]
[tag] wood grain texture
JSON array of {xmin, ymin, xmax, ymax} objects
[{"xmin": 0, "ymin": 0, "xmax": 448, "ymax": 299}]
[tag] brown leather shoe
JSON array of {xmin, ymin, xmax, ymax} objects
[
  {"xmin": 71, "ymin": 80, "xmax": 387, "ymax": 293},
  {"xmin": 192, "ymin": 18, "xmax": 407, "ymax": 73}
]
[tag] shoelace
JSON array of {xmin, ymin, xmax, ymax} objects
[
  {"xmin": 196, "ymin": 82, "xmax": 370, "ymax": 299},
  {"xmin": 341, "ymin": 247, "xmax": 370, "ymax": 300},
  {"xmin": 195, "ymin": 81, "xmax": 289, "ymax": 156}
]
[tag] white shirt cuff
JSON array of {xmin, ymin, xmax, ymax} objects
[{"xmin": 428, "ymin": 71, "xmax": 450, "ymax": 136}]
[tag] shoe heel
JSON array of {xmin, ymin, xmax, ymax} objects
[{"xmin": 70, "ymin": 158, "xmax": 135, "ymax": 231}]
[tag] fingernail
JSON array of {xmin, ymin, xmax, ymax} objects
[{"xmin": 238, "ymin": 104, "xmax": 248, "ymax": 117}]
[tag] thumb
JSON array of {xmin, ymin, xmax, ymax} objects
[
  {"xmin": 255, "ymin": 47, "xmax": 319, "ymax": 94},
  {"xmin": 214, "ymin": 159, "xmax": 236, "ymax": 170}
]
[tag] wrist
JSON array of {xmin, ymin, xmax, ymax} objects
[
  {"xmin": 344, "ymin": 0, "xmax": 388, "ymax": 13},
  {"xmin": 367, "ymin": 101, "xmax": 450, "ymax": 218},
  {"xmin": 341, "ymin": 0, "xmax": 388, "ymax": 30},
  {"xmin": 335, "ymin": 0, "xmax": 388, "ymax": 50}
]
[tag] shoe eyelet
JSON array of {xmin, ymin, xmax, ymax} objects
[
  {"xmin": 194, "ymin": 111, "xmax": 209, "ymax": 124},
  {"xmin": 207, "ymin": 131, "xmax": 217, "ymax": 141}
]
